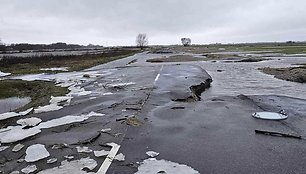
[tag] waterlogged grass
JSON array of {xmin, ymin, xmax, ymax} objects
[
  {"xmin": 239, "ymin": 45, "xmax": 306, "ymax": 54},
  {"xmin": 0, "ymin": 79, "xmax": 69, "ymax": 111},
  {"xmin": 0, "ymin": 48, "xmax": 139, "ymax": 75}
]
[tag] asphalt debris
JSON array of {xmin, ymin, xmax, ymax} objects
[{"xmin": 255, "ymin": 129, "xmax": 302, "ymax": 139}]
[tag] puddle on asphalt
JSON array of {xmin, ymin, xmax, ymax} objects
[{"xmin": 0, "ymin": 97, "xmax": 31, "ymax": 114}]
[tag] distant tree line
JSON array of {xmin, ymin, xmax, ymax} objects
[
  {"xmin": 0, "ymin": 41, "xmax": 105, "ymax": 53},
  {"xmin": 0, "ymin": 44, "xmax": 5, "ymax": 52},
  {"xmin": 6, "ymin": 42, "xmax": 84, "ymax": 52}
]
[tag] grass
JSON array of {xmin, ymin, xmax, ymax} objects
[
  {"xmin": 169, "ymin": 43, "xmax": 306, "ymax": 55},
  {"xmin": 0, "ymin": 48, "xmax": 139, "ymax": 75},
  {"xmin": 238, "ymin": 45, "xmax": 306, "ymax": 54},
  {"xmin": 0, "ymin": 79, "xmax": 69, "ymax": 112}
]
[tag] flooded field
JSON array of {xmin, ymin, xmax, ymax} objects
[
  {"xmin": 199, "ymin": 57, "xmax": 306, "ymax": 99},
  {"xmin": 0, "ymin": 48, "xmax": 105, "ymax": 58},
  {"xmin": 126, "ymin": 51, "xmax": 306, "ymax": 99}
]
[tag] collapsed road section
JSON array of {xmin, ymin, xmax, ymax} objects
[
  {"xmin": 153, "ymin": 64, "xmax": 212, "ymax": 102},
  {"xmin": 107, "ymin": 64, "xmax": 214, "ymax": 173},
  {"xmin": 0, "ymin": 61, "xmax": 212, "ymax": 174}
]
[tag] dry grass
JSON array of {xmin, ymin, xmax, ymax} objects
[{"xmin": 0, "ymin": 48, "xmax": 139, "ymax": 75}]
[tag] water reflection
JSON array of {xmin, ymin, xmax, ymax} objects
[
  {"xmin": 0, "ymin": 97, "xmax": 31, "ymax": 113},
  {"xmin": 199, "ymin": 57, "xmax": 306, "ymax": 99}
]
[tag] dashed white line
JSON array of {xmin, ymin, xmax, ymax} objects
[
  {"xmin": 154, "ymin": 65, "xmax": 164, "ymax": 85},
  {"xmin": 154, "ymin": 74, "xmax": 160, "ymax": 82}
]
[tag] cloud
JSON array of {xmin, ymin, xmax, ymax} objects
[{"xmin": 0, "ymin": 0, "xmax": 306, "ymax": 45}]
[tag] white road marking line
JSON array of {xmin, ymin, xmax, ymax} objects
[
  {"xmin": 154, "ymin": 74, "xmax": 160, "ymax": 82},
  {"xmin": 154, "ymin": 65, "xmax": 164, "ymax": 85},
  {"xmin": 96, "ymin": 143, "xmax": 121, "ymax": 174}
]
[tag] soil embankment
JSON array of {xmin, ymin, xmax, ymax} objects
[{"xmin": 261, "ymin": 65, "xmax": 306, "ymax": 83}]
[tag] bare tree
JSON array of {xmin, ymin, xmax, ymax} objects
[
  {"xmin": 181, "ymin": 38, "xmax": 191, "ymax": 46},
  {"xmin": 136, "ymin": 33, "xmax": 148, "ymax": 49}
]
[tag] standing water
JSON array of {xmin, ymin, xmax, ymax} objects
[
  {"xmin": 0, "ymin": 97, "xmax": 31, "ymax": 113},
  {"xmin": 199, "ymin": 57, "xmax": 306, "ymax": 99}
]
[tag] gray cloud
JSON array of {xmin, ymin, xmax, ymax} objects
[{"xmin": 0, "ymin": 0, "xmax": 306, "ymax": 45}]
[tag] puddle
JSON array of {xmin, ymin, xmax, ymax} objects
[
  {"xmin": 0, "ymin": 71, "xmax": 11, "ymax": 77},
  {"xmin": 40, "ymin": 67, "xmax": 69, "ymax": 71},
  {"xmin": 0, "ymin": 97, "xmax": 31, "ymax": 114}
]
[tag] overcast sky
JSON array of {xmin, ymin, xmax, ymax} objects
[{"xmin": 0, "ymin": 0, "xmax": 306, "ymax": 46}]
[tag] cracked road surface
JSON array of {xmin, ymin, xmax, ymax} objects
[{"xmin": 1, "ymin": 52, "xmax": 306, "ymax": 174}]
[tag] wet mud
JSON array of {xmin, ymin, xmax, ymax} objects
[
  {"xmin": 261, "ymin": 66, "xmax": 306, "ymax": 83},
  {"xmin": 146, "ymin": 55, "xmax": 205, "ymax": 63}
]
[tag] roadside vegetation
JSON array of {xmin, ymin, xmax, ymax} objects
[
  {"xmin": 170, "ymin": 42, "xmax": 306, "ymax": 55},
  {"xmin": 0, "ymin": 48, "xmax": 139, "ymax": 75},
  {"xmin": 237, "ymin": 45, "xmax": 306, "ymax": 54}
]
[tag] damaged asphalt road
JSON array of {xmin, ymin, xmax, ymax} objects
[
  {"xmin": 1, "ymin": 52, "xmax": 306, "ymax": 174},
  {"xmin": 112, "ymin": 94, "xmax": 306, "ymax": 174}
]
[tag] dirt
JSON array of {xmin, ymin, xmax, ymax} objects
[
  {"xmin": 172, "ymin": 78, "xmax": 212, "ymax": 102},
  {"xmin": 236, "ymin": 58, "xmax": 270, "ymax": 62},
  {"xmin": 126, "ymin": 117, "xmax": 143, "ymax": 127},
  {"xmin": 203, "ymin": 53, "xmax": 242, "ymax": 60},
  {"xmin": 190, "ymin": 79, "xmax": 212, "ymax": 101},
  {"xmin": 146, "ymin": 55, "xmax": 205, "ymax": 63},
  {"xmin": 260, "ymin": 66, "xmax": 306, "ymax": 83}
]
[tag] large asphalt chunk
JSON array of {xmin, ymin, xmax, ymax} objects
[{"xmin": 154, "ymin": 64, "xmax": 212, "ymax": 102}]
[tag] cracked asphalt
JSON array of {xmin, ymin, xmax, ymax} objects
[{"xmin": 1, "ymin": 52, "xmax": 306, "ymax": 174}]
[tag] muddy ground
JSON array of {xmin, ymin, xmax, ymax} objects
[
  {"xmin": 146, "ymin": 55, "xmax": 205, "ymax": 63},
  {"xmin": 261, "ymin": 65, "xmax": 306, "ymax": 83}
]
